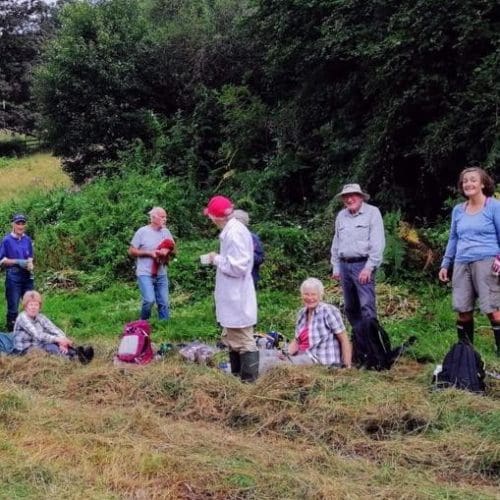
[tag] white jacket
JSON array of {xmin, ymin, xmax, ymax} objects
[{"xmin": 213, "ymin": 218, "xmax": 257, "ymax": 328}]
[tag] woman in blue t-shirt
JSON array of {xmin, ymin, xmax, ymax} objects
[
  {"xmin": 0, "ymin": 214, "xmax": 34, "ymax": 332},
  {"xmin": 438, "ymin": 167, "xmax": 500, "ymax": 355}
]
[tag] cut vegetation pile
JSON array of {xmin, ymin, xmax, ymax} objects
[{"xmin": 0, "ymin": 349, "xmax": 498, "ymax": 498}]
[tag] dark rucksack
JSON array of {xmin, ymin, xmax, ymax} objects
[
  {"xmin": 352, "ymin": 318, "xmax": 416, "ymax": 371},
  {"xmin": 435, "ymin": 340, "xmax": 485, "ymax": 393}
]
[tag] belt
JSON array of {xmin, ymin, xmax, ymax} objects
[{"xmin": 340, "ymin": 256, "xmax": 368, "ymax": 263}]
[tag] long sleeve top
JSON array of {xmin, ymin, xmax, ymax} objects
[
  {"xmin": 330, "ymin": 202, "xmax": 385, "ymax": 274},
  {"xmin": 440, "ymin": 198, "xmax": 500, "ymax": 269},
  {"xmin": 213, "ymin": 218, "xmax": 257, "ymax": 328},
  {"xmin": 13, "ymin": 312, "xmax": 66, "ymax": 352}
]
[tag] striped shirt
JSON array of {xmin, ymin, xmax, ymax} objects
[
  {"xmin": 13, "ymin": 312, "xmax": 66, "ymax": 352},
  {"xmin": 295, "ymin": 302, "xmax": 345, "ymax": 365}
]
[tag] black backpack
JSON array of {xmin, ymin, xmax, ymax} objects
[
  {"xmin": 435, "ymin": 340, "xmax": 486, "ymax": 393},
  {"xmin": 352, "ymin": 318, "xmax": 416, "ymax": 371}
]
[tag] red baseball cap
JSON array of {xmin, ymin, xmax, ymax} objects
[{"xmin": 203, "ymin": 195, "xmax": 234, "ymax": 218}]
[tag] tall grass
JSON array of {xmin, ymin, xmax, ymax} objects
[{"xmin": 0, "ymin": 153, "xmax": 70, "ymax": 203}]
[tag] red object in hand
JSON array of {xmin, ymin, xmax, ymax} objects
[
  {"xmin": 152, "ymin": 238, "xmax": 175, "ymax": 276},
  {"xmin": 492, "ymin": 255, "xmax": 500, "ymax": 276}
]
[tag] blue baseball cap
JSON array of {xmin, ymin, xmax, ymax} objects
[{"xmin": 12, "ymin": 213, "xmax": 27, "ymax": 223}]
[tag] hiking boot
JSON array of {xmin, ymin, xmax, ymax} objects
[
  {"xmin": 76, "ymin": 345, "xmax": 94, "ymax": 364},
  {"xmin": 240, "ymin": 351, "xmax": 259, "ymax": 382}
]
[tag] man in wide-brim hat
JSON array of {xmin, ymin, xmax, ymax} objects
[
  {"xmin": 335, "ymin": 183, "xmax": 370, "ymax": 201},
  {"xmin": 330, "ymin": 183, "xmax": 385, "ymax": 331}
]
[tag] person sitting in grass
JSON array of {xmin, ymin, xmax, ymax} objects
[
  {"xmin": 12, "ymin": 290, "xmax": 94, "ymax": 364},
  {"xmin": 259, "ymin": 278, "xmax": 352, "ymax": 374}
]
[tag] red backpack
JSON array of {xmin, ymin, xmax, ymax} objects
[{"xmin": 117, "ymin": 320, "xmax": 154, "ymax": 365}]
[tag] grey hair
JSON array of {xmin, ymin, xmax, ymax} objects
[
  {"xmin": 22, "ymin": 290, "xmax": 43, "ymax": 308},
  {"xmin": 231, "ymin": 209, "xmax": 250, "ymax": 226},
  {"xmin": 148, "ymin": 207, "xmax": 166, "ymax": 217},
  {"xmin": 300, "ymin": 277, "xmax": 324, "ymax": 297}
]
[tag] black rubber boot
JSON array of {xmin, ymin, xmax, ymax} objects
[
  {"xmin": 457, "ymin": 320, "xmax": 474, "ymax": 344},
  {"xmin": 240, "ymin": 351, "xmax": 259, "ymax": 383},
  {"xmin": 491, "ymin": 321, "xmax": 500, "ymax": 357},
  {"xmin": 229, "ymin": 350, "xmax": 241, "ymax": 376},
  {"xmin": 6, "ymin": 314, "xmax": 16, "ymax": 333}
]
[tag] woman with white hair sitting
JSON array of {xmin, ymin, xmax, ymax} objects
[
  {"xmin": 288, "ymin": 277, "xmax": 352, "ymax": 366},
  {"xmin": 260, "ymin": 278, "xmax": 352, "ymax": 373},
  {"xmin": 12, "ymin": 290, "xmax": 94, "ymax": 363}
]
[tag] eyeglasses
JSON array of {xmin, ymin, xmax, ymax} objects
[{"xmin": 14, "ymin": 221, "xmax": 26, "ymax": 225}]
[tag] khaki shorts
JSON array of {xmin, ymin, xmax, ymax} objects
[
  {"xmin": 221, "ymin": 326, "xmax": 257, "ymax": 353},
  {"xmin": 452, "ymin": 258, "xmax": 500, "ymax": 313}
]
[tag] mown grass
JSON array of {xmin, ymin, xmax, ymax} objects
[
  {"xmin": 0, "ymin": 153, "xmax": 70, "ymax": 203},
  {"xmin": 0, "ymin": 352, "xmax": 498, "ymax": 499},
  {"xmin": 0, "ymin": 276, "xmax": 499, "ymax": 498}
]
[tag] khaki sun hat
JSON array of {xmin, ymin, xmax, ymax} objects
[{"xmin": 335, "ymin": 183, "xmax": 370, "ymax": 201}]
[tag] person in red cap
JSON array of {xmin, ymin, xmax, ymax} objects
[{"xmin": 202, "ymin": 195, "xmax": 259, "ymax": 381}]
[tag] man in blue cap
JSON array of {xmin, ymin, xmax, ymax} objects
[{"xmin": 0, "ymin": 214, "xmax": 34, "ymax": 331}]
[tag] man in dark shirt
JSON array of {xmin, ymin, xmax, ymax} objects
[{"xmin": 0, "ymin": 214, "xmax": 34, "ymax": 331}]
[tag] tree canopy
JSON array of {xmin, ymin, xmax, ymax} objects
[
  {"xmin": 34, "ymin": 0, "xmax": 500, "ymax": 219},
  {"xmin": 0, "ymin": 0, "xmax": 56, "ymax": 133}
]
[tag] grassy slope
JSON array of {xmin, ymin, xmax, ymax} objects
[
  {"xmin": 0, "ymin": 153, "xmax": 71, "ymax": 202},
  {"xmin": 0, "ymin": 155, "xmax": 498, "ymax": 498}
]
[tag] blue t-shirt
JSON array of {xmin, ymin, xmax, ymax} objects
[
  {"xmin": 441, "ymin": 197, "xmax": 500, "ymax": 268},
  {"xmin": 0, "ymin": 233, "xmax": 34, "ymax": 262}
]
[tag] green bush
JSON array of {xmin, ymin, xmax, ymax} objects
[
  {"xmin": 0, "ymin": 164, "xmax": 201, "ymax": 279},
  {"xmin": 0, "ymin": 162, "xmax": 333, "ymax": 294},
  {"xmin": 380, "ymin": 211, "xmax": 407, "ymax": 281},
  {"xmin": 256, "ymin": 222, "xmax": 330, "ymax": 290}
]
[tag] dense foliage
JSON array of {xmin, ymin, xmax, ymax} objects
[
  {"xmin": 0, "ymin": 163, "xmax": 328, "ymax": 294},
  {"xmin": 0, "ymin": 0, "xmax": 56, "ymax": 133},
  {"xmin": 33, "ymin": 0, "xmax": 499, "ymax": 220}
]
